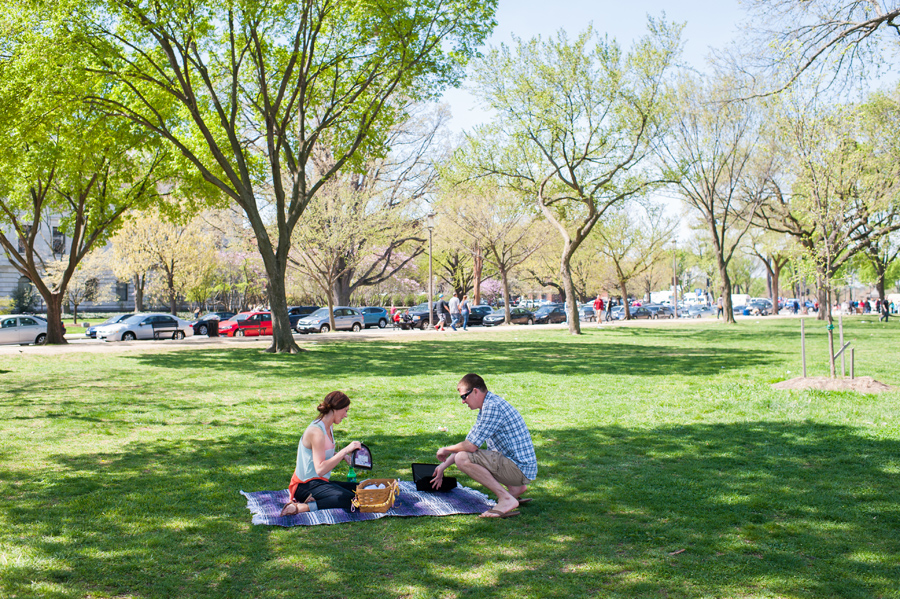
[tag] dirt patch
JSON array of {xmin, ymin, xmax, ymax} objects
[{"xmin": 772, "ymin": 376, "xmax": 893, "ymax": 394}]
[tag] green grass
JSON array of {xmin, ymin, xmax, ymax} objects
[{"xmin": 1, "ymin": 318, "xmax": 899, "ymax": 598}]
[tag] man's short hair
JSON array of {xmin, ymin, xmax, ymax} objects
[{"xmin": 459, "ymin": 373, "xmax": 487, "ymax": 392}]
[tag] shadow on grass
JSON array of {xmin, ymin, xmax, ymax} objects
[
  {"xmin": 118, "ymin": 335, "xmax": 778, "ymax": 381},
  {"xmin": 2, "ymin": 422, "xmax": 898, "ymax": 598}
]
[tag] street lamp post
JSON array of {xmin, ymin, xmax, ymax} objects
[
  {"xmin": 672, "ymin": 243, "xmax": 678, "ymax": 319},
  {"xmin": 427, "ymin": 213, "xmax": 435, "ymax": 329}
]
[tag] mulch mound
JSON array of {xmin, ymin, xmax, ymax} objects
[{"xmin": 771, "ymin": 376, "xmax": 893, "ymax": 394}]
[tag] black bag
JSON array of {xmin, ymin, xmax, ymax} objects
[{"xmin": 412, "ymin": 463, "xmax": 457, "ymax": 493}]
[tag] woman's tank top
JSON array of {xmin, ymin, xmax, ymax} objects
[{"xmin": 295, "ymin": 420, "xmax": 335, "ymax": 481}]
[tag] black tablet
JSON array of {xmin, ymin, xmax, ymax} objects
[
  {"xmin": 351, "ymin": 443, "xmax": 373, "ymax": 470},
  {"xmin": 411, "ymin": 463, "xmax": 457, "ymax": 493}
]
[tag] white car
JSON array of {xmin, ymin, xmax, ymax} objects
[
  {"xmin": 96, "ymin": 313, "xmax": 195, "ymax": 342},
  {"xmin": 0, "ymin": 315, "xmax": 49, "ymax": 345},
  {"xmin": 296, "ymin": 307, "xmax": 364, "ymax": 333}
]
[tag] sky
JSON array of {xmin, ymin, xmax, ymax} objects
[{"xmin": 441, "ymin": 0, "xmax": 748, "ymax": 133}]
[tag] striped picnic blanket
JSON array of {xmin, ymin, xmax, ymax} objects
[{"xmin": 241, "ymin": 481, "xmax": 494, "ymax": 526}]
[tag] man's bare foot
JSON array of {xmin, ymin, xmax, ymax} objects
[
  {"xmin": 481, "ymin": 497, "xmax": 519, "ymax": 517},
  {"xmin": 480, "ymin": 506, "xmax": 520, "ymax": 518}
]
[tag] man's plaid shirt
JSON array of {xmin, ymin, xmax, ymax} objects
[{"xmin": 466, "ymin": 391, "xmax": 537, "ymax": 480}]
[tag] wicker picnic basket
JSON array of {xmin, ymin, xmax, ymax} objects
[{"xmin": 351, "ymin": 478, "xmax": 399, "ymax": 513}]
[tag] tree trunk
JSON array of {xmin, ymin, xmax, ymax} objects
[
  {"xmin": 500, "ymin": 267, "xmax": 512, "ymax": 324},
  {"xmin": 251, "ymin": 225, "xmax": 300, "ymax": 353},
  {"xmin": 771, "ymin": 262, "xmax": 781, "ymax": 315},
  {"xmin": 560, "ymin": 245, "xmax": 581, "ymax": 334},
  {"xmin": 816, "ymin": 283, "xmax": 828, "ymax": 321},
  {"xmin": 875, "ymin": 276, "xmax": 886, "ymax": 302},
  {"xmin": 72, "ymin": 301, "xmax": 79, "ymax": 325},
  {"xmin": 333, "ymin": 257, "xmax": 353, "ymax": 306},
  {"xmin": 718, "ymin": 258, "xmax": 735, "ymax": 324},
  {"xmin": 44, "ymin": 293, "xmax": 67, "ymax": 345},
  {"xmin": 133, "ymin": 273, "xmax": 144, "ymax": 312},
  {"xmin": 168, "ymin": 270, "xmax": 177, "ymax": 315},
  {"xmin": 266, "ymin": 271, "xmax": 302, "ymax": 353},
  {"xmin": 619, "ymin": 279, "xmax": 631, "ymax": 320},
  {"xmin": 473, "ymin": 245, "xmax": 483, "ymax": 306}
]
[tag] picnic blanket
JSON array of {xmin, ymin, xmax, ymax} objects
[{"xmin": 241, "ymin": 481, "xmax": 495, "ymax": 526}]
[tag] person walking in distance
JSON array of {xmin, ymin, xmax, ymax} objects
[
  {"xmin": 716, "ymin": 296, "xmax": 724, "ymax": 319},
  {"xmin": 449, "ymin": 292, "xmax": 461, "ymax": 331},
  {"xmin": 593, "ymin": 294, "xmax": 604, "ymax": 327},
  {"xmin": 460, "ymin": 294, "xmax": 470, "ymax": 331},
  {"xmin": 434, "ymin": 294, "xmax": 448, "ymax": 331}
]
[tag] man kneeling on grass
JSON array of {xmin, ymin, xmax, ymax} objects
[{"xmin": 431, "ymin": 373, "xmax": 538, "ymax": 519}]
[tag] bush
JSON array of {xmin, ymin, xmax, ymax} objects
[{"xmin": 9, "ymin": 284, "xmax": 37, "ymax": 314}]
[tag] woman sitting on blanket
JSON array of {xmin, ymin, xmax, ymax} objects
[{"xmin": 280, "ymin": 391, "xmax": 362, "ymax": 516}]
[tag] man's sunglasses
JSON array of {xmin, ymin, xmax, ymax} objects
[{"xmin": 460, "ymin": 389, "xmax": 475, "ymax": 400}]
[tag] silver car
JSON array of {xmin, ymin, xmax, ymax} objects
[
  {"xmin": 296, "ymin": 307, "xmax": 364, "ymax": 334},
  {"xmin": 95, "ymin": 313, "xmax": 195, "ymax": 342},
  {"xmin": 0, "ymin": 315, "xmax": 48, "ymax": 345}
]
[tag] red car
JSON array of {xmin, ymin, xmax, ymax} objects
[{"xmin": 218, "ymin": 311, "xmax": 273, "ymax": 337}]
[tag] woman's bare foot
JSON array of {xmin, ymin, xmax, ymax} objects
[{"xmin": 279, "ymin": 502, "xmax": 311, "ymax": 516}]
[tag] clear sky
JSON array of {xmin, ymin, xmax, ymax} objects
[{"xmin": 442, "ymin": 0, "xmax": 747, "ymax": 132}]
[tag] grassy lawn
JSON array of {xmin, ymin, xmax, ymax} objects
[{"xmin": 1, "ymin": 318, "xmax": 899, "ymax": 598}]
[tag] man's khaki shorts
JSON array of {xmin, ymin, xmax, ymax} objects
[{"xmin": 466, "ymin": 449, "xmax": 530, "ymax": 487}]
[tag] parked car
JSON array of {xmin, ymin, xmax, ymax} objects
[
  {"xmin": 190, "ymin": 311, "xmax": 235, "ymax": 336},
  {"xmin": 289, "ymin": 306, "xmax": 320, "ymax": 332},
  {"xmin": 579, "ymin": 303, "xmax": 596, "ymax": 322},
  {"xmin": 644, "ymin": 304, "xmax": 675, "ymax": 319},
  {"xmin": 751, "ymin": 298, "xmax": 774, "ymax": 311},
  {"xmin": 86, "ymin": 313, "xmax": 135, "ymax": 338},
  {"xmin": 218, "ymin": 311, "xmax": 272, "ymax": 337},
  {"xmin": 747, "ymin": 299, "xmax": 771, "ymax": 316},
  {"xmin": 296, "ymin": 307, "xmax": 364, "ymax": 333},
  {"xmin": 628, "ymin": 307, "xmax": 654, "ymax": 320},
  {"xmin": 358, "ymin": 306, "xmax": 389, "ymax": 329},
  {"xmin": 533, "ymin": 304, "xmax": 567, "ymax": 324},
  {"xmin": 466, "ymin": 305, "xmax": 494, "ymax": 327},
  {"xmin": 0, "ymin": 314, "xmax": 56, "ymax": 345},
  {"xmin": 398, "ymin": 303, "xmax": 438, "ymax": 330},
  {"xmin": 95, "ymin": 313, "xmax": 194, "ymax": 342},
  {"xmin": 680, "ymin": 305, "xmax": 714, "ymax": 319},
  {"xmin": 482, "ymin": 307, "xmax": 535, "ymax": 326}
]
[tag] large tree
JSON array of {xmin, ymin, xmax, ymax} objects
[
  {"xmin": 746, "ymin": 228, "xmax": 795, "ymax": 314},
  {"xmin": 594, "ymin": 201, "xmax": 677, "ymax": 319},
  {"xmin": 459, "ymin": 20, "xmax": 682, "ymax": 333},
  {"xmin": 0, "ymin": 9, "xmax": 168, "ymax": 343},
  {"xmin": 75, "ymin": 0, "xmax": 496, "ymax": 353},
  {"xmin": 756, "ymin": 94, "xmax": 900, "ymax": 375},
  {"xmin": 290, "ymin": 103, "xmax": 447, "ymax": 308},
  {"xmin": 437, "ymin": 181, "xmax": 545, "ymax": 324},
  {"xmin": 110, "ymin": 210, "xmax": 220, "ymax": 315},
  {"xmin": 658, "ymin": 74, "xmax": 771, "ymax": 323}
]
